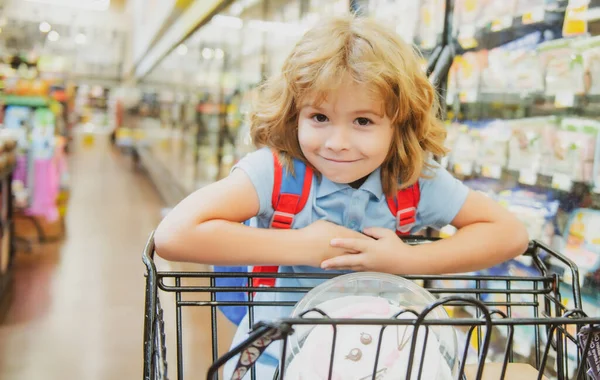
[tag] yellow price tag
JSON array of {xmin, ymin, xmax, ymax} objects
[
  {"xmin": 552, "ymin": 173, "xmax": 573, "ymax": 191},
  {"xmin": 554, "ymin": 92, "xmax": 575, "ymax": 108},
  {"xmin": 519, "ymin": 169, "xmax": 538, "ymax": 185},
  {"xmin": 482, "ymin": 165, "xmax": 502, "ymax": 179},
  {"xmin": 522, "ymin": 8, "xmax": 544, "ymax": 25},
  {"xmin": 83, "ymin": 134, "xmax": 95, "ymax": 147}
]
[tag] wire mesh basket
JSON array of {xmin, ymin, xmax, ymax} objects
[{"xmin": 142, "ymin": 233, "xmax": 600, "ymax": 380}]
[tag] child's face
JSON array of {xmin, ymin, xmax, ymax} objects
[{"xmin": 298, "ymin": 80, "xmax": 393, "ymax": 184}]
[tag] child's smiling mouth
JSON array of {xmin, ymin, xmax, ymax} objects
[{"xmin": 321, "ymin": 157, "xmax": 361, "ymax": 163}]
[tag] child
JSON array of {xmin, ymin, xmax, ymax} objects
[{"xmin": 155, "ymin": 14, "xmax": 528, "ymax": 378}]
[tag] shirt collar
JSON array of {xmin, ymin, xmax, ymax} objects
[{"xmin": 315, "ymin": 168, "xmax": 384, "ymax": 201}]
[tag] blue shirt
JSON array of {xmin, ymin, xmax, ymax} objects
[{"xmin": 223, "ymin": 147, "xmax": 469, "ymax": 377}]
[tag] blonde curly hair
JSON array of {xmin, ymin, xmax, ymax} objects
[{"xmin": 250, "ymin": 14, "xmax": 448, "ymax": 196}]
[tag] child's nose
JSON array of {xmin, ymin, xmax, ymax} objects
[{"xmin": 324, "ymin": 126, "xmax": 351, "ymax": 152}]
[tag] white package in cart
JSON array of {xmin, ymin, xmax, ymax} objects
[{"xmin": 284, "ymin": 273, "xmax": 458, "ymax": 380}]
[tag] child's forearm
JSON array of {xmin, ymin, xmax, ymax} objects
[
  {"xmin": 154, "ymin": 219, "xmax": 313, "ymax": 266},
  {"xmin": 407, "ymin": 222, "xmax": 529, "ymax": 275}
]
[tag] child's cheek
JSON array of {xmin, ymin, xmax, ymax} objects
[{"xmin": 298, "ymin": 123, "xmax": 320, "ymax": 151}]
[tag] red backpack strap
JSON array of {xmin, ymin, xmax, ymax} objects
[
  {"xmin": 252, "ymin": 151, "xmax": 313, "ymax": 287},
  {"xmin": 386, "ymin": 181, "xmax": 421, "ymax": 236},
  {"xmin": 269, "ymin": 151, "xmax": 313, "ymax": 229}
]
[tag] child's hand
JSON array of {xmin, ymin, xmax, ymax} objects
[
  {"xmin": 300, "ymin": 220, "xmax": 373, "ymax": 266},
  {"xmin": 320, "ymin": 227, "xmax": 412, "ymax": 274}
]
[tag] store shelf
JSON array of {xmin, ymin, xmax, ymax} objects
[
  {"xmin": 136, "ymin": 145, "xmax": 191, "ymax": 207},
  {"xmin": 457, "ymin": 7, "xmax": 567, "ymax": 52},
  {"xmin": 0, "ymin": 95, "xmax": 49, "ymax": 108}
]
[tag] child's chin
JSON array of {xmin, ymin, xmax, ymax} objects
[{"xmin": 320, "ymin": 171, "xmax": 361, "ymax": 184}]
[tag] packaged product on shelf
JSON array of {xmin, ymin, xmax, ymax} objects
[
  {"xmin": 454, "ymin": 0, "xmax": 484, "ymax": 48},
  {"xmin": 496, "ymin": 188, "xmax": 559, "ymax": 247},
  {"xmin": 464, "ymin": 177, "xmax": 506, "ymax": 196},
  {"xmin": 540, "ymin": 118, "xmax": 600, "ymax": 187},
  {"xmin": 415, "ymin": 0, "xmax": 446, "ymax": 49},
  {"xmin": 3, "ymin": 105, "xmax": 32, "ymax": 150},
  {"xmin": 441, "ymin": 121, "xmax": 462, "ymax": 169},
  {"xmin": 448, "ymin": 122, "xmax": 480, "ymax": 176},
  {"xmin": 453, "ymin": 52, "xmax": 485, "ymax": 103},
  {"xmin": 572, "ymin": 35, "xmax": 600, "ymax": 95},
  {"xmin": 562, "ymin": 0, "xmax": 589, "ymax": 37},
  {"xmin": 476, "ymin": 120, "xmax": 511, "ymax": 178},
  {"xmin": 479, "ymin": 48, "xmax": 509, "ymax": 93},
  {"xmin": 367, "ymin": 0, "xmax": 420, "ymax": 43},
  {"xmin": 555, "ymin": 208, "xmax": 600, "ymax": 287},
  {"xmin": 478, "ymin": 260, "xmax": 543, "ymax": 359},
  {"xmin": 31, "ymin": 108, "xmax": 56, "ymax": 160},
  {"xmin": 537, "ymin": 38, "xmax": 585, "ymax": 100},
  {"xmin": 507, "ymin": 117, "xmax": 554, "ymax": 184},
  {"xmin": 515, "ymin": 0, "xmax": 546, "ymax": 23},
  {"xmin": 481, "ymin": 0, "xmax": 518, "ymax": 32},
  {"xmin": 499, "ymin": 31, "xmax": 545, "ymax": 94},
  {"xmin": 510, "ymin": 49, "xmax": 545, "ymax": 94}
]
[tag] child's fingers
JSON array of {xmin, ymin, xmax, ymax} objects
[{"xmin": 321, "ymin": 253, "xmax": 366, "ymax": 270}]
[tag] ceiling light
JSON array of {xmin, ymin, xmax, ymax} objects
[
  {"xmin": 202, "ymin": 48, "xmax": 214, "ymax": 60},
  {"xmin": 25, "ymin": 0, "xmax": 110, "ymax": 12},
  {"xmin": 212, "ymin": 15, "xmax": 243, "ymax": 29},
  {"xmin": 75, "ymin": 33, "xmax": 87, "ymax": 45},
  {"xmin": 39, "ymin": 21, "xmax": 51, "ymax": 33},
  {"xmin": 48, "ymin": 30, "xmax": 60, "ymax": 42},
  {"xmin": 176, "ymin": 44, "xmax": 188, "ymax": 55}
]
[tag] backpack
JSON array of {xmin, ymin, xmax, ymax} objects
[{"xmin": 214, "ymin": 150, "xmax": 421, "ymax": 325}]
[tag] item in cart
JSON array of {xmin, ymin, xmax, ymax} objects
[
  {"xmin": 285, "ymin": 296, "xmax": 453, "ymax": 380},
  {"xmin": 286, "ymin": 272, "xmax": 458, "ymax": 380},
  {"xmin": 577, "ymin": 325, "xmax": 600, "ymax": 380}
]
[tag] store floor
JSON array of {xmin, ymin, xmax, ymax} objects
[{"xmin": 0, "ymin": 134, "xmax": 232, "ymax": 379}]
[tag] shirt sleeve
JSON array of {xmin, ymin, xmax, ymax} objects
[
  {"xmin": 231, "ymin": 147, "xmax": 274, "ymax": 217},
  {"xmin": 417, "ymin": 160, "xmax": 470, "ymax": 230}
]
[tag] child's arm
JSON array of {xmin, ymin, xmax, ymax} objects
[
  {"xmin": 154, "ymin": 168, "xmax": 368, "ymax": 266},
  {"xmin": 406, "ymin": 190, "xmax": 529, "ymax": 273},
  {"xmin": 322, "ymin": 190, "xmax": 528, "ymax": 274}
]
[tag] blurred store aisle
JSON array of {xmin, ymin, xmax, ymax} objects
[{"xmin": 0, "ymin": 135, "xmax": 165, "ymax": 379}]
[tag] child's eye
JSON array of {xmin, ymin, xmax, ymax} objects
[
  {"xmin": 311, "ymin": 114, "xmax": 329, "ymax": 123},
  {"xmin": 355, "ymin": 117, "xmax": 373, "ymax": 126}
]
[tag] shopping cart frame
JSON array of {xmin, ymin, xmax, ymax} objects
[{"xmin": 142, "ymin": 232, "xmax": 600, "ymax": 380}]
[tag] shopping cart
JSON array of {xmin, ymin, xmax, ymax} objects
[{"xmin": 142, "ymin": 232, "xmax": 600, "ymax": 380}]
